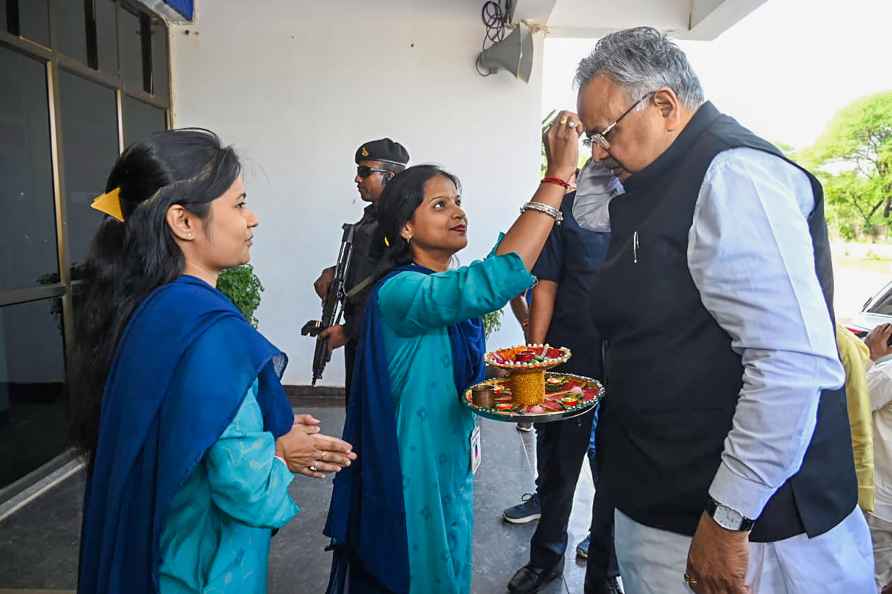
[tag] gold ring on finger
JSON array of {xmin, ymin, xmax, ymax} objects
[
  {"xmin": 308, "ymin": 464, "xmax": 318, "ymax": 472},
  {"xmin": 559, "ymin": 117, "xmax": 568, "ymax": 125}
]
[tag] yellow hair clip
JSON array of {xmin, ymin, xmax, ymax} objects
[{"xmin": 90, "ymin": 187, "xmax": 124, "ymax": 222}]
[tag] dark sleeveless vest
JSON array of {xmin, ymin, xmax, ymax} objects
[{"xmin": 592, "ymin": 101, "xmax": 857, "ymax": 542}]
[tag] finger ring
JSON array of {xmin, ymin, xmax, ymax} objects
[
  {"xmin": 683, "ymin": 572, "xmax": 697, "ymax": 586},
  {"xmin": 568, "ymin": 121, "xmax": 577, "ymax": 128},
  {"xmin": 309, "ymin": 465, "xmax": 318, "ymax": 472},
  {"xmin": 559, "ymin": 116, "xmax": 568, "ymax": 125}
]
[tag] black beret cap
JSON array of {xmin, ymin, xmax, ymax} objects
[{"xmin": 355, "ymin": 138, "xmax": 410, "ymax": 166}]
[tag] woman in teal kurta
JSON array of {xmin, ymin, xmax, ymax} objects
[
  {"xmin": 74, "ymin": 129, "xmax": 358, "ymax": 594},
  {"xmin": 379, "ymin": 251, "xmax": 534, "ymax": 593},
  {"xmin": 326, "ymin": 112, "xmax": 583, "ymax": 594}
]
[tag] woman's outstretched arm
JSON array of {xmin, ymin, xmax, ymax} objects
[{"xmin": 496, "ymin": 110, "xmax": 582, "ymax": 269}]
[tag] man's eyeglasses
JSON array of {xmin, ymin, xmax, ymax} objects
[
  {"xmin": 357, "ymin": 165, "xmax": 390, "ymax": 178},
  {"xmin": 586, "ymin": 91, "xmax": 655, "ymax": 151}
]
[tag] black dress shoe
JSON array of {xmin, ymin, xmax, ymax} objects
[
  {"xmin": 507, "ymin": 560, "xmax": 564, "ymax": 593},
  {"xmin": 585, "ymin": 576, "xmax": 624, "ymax": 594}
]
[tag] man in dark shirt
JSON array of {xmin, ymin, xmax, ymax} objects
[
  {"xmin": 506, "ymin": 163, "xmax": 624, "ymax": 594},
  {"xmin": 313, "ymin": 138, "xmax": 409, "ymax": 399}
]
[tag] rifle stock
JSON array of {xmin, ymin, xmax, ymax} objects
[{"xmin": 302, "ymin": 223, "xmax": 355, "ymax": 385}]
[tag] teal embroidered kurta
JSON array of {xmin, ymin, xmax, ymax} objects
[
  {"xmin": 158, "ymin": 381, "xmax": 299, "ymax": 594},
  {"xmin": 377, "ymin": 252, "xmax": 534, "ymax": 594}
]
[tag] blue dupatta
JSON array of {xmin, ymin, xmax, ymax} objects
[
  {"xmin": 77, "ymin": 275, "xmax": 294, "ymax": 594},
  {"xmin": 324, "ymin": 264, "xmax": 485, "ymax": 594}
]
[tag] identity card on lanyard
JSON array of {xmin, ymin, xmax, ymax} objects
[{"xmin": 470, "ymin": 423, "xmax": 482, "ymax": 474}]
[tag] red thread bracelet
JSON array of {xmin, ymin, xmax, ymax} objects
[{"xmin": 541, "ymin": 176, "xmax": 571, "ymax": 189}]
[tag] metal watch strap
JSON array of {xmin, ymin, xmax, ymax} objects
[{"xmin": 520, "ymin": 201, "xmax": 564, "ymax": 225}]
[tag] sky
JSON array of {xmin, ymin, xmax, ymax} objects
[{"xmin": 542, "ymin": 0, "xmax": 892, "ymax": 150}]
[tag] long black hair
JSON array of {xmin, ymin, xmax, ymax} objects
[
  {"xmin": 373, "ymin": 164, "xmax": 462, "ymax": 274},
  {"xmin": 70, "ymin": 128, "xmax": 242, "ymax": 465}
]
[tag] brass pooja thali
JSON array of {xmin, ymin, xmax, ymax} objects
[{"xmin": 462, "ymin": 345, "xmax": 603, "ymax": 423}]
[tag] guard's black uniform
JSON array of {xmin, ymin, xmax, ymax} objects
[
  {"xmin": 339, "ymin": 138, "xmax": 409, "ymax": 401},
  {"xmin": 342, "ymin": 204, "xmax": 379, "ymax": 399},
  {"xmin": 526, "ymin": 193, "xmax": 618, "ymax": 582}
]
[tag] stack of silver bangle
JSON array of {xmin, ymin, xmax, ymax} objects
[{"xmin": 520, "ymin": 201, "xmax": 563, "ymax": 225}]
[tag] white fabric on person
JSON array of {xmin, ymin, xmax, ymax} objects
[
  {"xmin": 614, "ymin": 508, "xmax": 875, "ymax": 594},
  {"xmin": 571, "ymin": 159, "xmax": 624, "ymax": 233},
  {"xmin": 868, "ymin": 356, "xmax": 892, "ymax": 522},
  {"xmin": 866, "ymin": 512, "xmax": 892, "ymax": 591},
  {"xmin": 866, "ymin": 357, "xmax": 892, "ymax": 590}
]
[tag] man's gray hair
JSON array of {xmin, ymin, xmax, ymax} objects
[{"xmin": 575, "ymin": 27, "xmax": 704, "ymax": 110}]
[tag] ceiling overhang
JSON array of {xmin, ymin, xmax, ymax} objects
[{"xmin": 512, "ymin": 0, "xmax": 768, "ymax": 40}]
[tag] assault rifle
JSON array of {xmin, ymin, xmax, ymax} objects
[{"xmin": 301, "ymin": 224, "xmax": 355, "ymax": 385}]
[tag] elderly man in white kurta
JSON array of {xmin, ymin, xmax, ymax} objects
[{"xmin": 572, "ymin": 26, "xmax": 874, "ymax": 594}]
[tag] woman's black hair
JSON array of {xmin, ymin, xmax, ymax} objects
[
  {"xmin": 70, "ymin": 128, "xmax": 241, "ymax": 467},
  {"xmin": 372, "ymin": 164, "xmax": 461, "ymax": 273}
]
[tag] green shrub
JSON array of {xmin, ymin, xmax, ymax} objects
[{"xmin": 217, "ymin": 265, "xmax": 264, "ymax": 327}]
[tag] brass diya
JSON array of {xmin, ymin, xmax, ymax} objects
[{"xmin": 471, "ymin": 384, "xmax": 495, "ymax": 408}]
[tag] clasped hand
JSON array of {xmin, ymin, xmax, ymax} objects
[{"xmin": 275, "ymin": 414, "xmax": 357, "ymax": 479}]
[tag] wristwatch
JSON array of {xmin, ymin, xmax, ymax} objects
[{"xmin": 705, "ymin": 496, "xmax": 755, "ymax": 532}]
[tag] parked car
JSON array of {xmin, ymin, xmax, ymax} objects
[{"xmin": 845, "ymin": 280, "xmax": 892, "ymax": 338}]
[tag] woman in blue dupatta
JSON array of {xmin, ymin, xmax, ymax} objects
[
  {"xmin": 325, "ymin": 112, "xmax": 585, "ymax": 593},
  {"xmin": 71, "ymin": 129, "xmax": 357, "ymax": 594}
]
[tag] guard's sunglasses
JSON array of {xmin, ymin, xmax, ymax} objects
[{"xmin": 356, "ymin": 165, "xmax": 390, "ymax": 178}]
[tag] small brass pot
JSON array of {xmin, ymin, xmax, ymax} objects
[{"xmin": 471, "ymin": 384, "xmax": 496, "ymax": 408}]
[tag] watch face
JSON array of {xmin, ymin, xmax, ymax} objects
[{"xmin": 713, "ymin": 504, "xmax": 743, "ymax": 530}]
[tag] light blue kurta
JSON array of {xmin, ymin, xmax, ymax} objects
[
  {"xmin": 159, "ymin": 381, "xmax": 299, "ymax": 594},
  {"xmin": 686, "ymin": 148, "xmax": 845, "ymax": 517},
  {"xmin": 377, "ymin": 252, "xmax": 535, "ymax": 594}
]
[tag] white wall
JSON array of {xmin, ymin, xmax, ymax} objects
[{"xmin": 170, "ymin": 0, "xmax": 542, "ymax": 385}]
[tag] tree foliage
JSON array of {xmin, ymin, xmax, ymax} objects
[
  {"xmin": 482, "ymin": 308, "xmax": 503, "ymax": 338},
  {"xmin": 801, "ymin": 91, "xmax": 892, "ymax": 239}
]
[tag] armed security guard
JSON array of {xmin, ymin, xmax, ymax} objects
[{"xmin": 314, "ymin": 138, "xmax": 410, "ymax": 400}]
